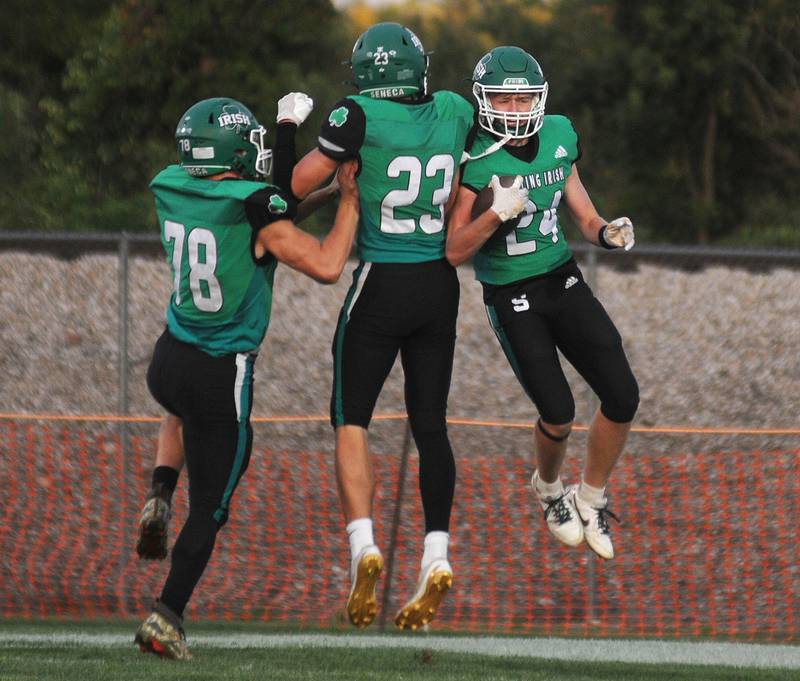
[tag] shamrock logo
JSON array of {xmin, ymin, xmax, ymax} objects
[
  {"xmin": 328, "ymin": 106, "xmax": 349, "ymax": 128},
  {"xmin": 268, "ymin": 194, "xmax": 288, "ymax": 214}
]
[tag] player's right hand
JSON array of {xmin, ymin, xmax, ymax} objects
[
  {"xmin": 337, "ymin": 161, "xmax": 359, "ymax": 202},
  {"xmin": 277, "ymin": 92, "xmax": 314, "ymax": 126},
  {"xmin": 489, "ymin": 175, "xmax": 528, "ymax": 222}
]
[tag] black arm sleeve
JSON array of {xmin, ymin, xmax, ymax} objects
[
  {"xmin": 244, "ymin": 187, "xmax": 297, "ymax": 233},
  {"xmin": 272, "ymin": 122, "xmax": 297, "ymax": 197},
  {"xmin": 317, "ymin": 98, "xmax": 366, "ymax": 161}
]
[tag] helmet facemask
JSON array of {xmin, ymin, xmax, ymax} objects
[
  {"xmin": 249, "ymin": 126, "xmax": 272, "ymax": 179},
  {"xmin": 473, "ymin": 81, "xmax": 548, "ymax": 139}
]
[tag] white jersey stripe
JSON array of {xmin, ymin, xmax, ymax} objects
[
  {"xmin": 234, "ymin": 353, "xmax": 248, "ymax": 422},
  {"xmin": 346, "ymin": 262, "xmax": 372, "ymax": 320}
]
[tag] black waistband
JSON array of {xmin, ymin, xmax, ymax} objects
[{"xmin": 481, "ymin": 257, "xmax": 578, "ymax": 297}]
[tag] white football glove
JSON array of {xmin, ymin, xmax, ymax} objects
[
  {"xmin": 489, "ymin": 175, "xmax": 529, "ymax": 223},
  {"xmin": 276, "ymin": 92, "xmax": 314, "ymax": 125},
  {"xmin": 602, "ymin": 217, "xmax": 635, "ymax": 251}
]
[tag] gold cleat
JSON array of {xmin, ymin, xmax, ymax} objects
[
  {"xmin": 134, "ymin": 609, "xmax": 192, "ymax": 661},
  {"xmin": 346, "ymin": 546, "xmax": 383, "ymax": 628},
  {"xmin": 394, "ymin": 559, "xmax": 453, "ymax": 631}
]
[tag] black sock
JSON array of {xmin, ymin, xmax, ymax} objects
[{"xmin": 151, "ymin": 466, "xmax": 179, "ymax": 503}]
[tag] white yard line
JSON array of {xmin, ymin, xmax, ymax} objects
[{"xmin": 1, "ymin": 631, "xmax": 798, "ymax": 670}]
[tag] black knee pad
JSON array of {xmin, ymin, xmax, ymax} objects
[{"xmin": 537, "ymin": 418, "xmax": 572, "ymax": 442}]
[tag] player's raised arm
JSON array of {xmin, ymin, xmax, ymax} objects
[
  {"xmin": 272, "ymin": 92, "xmax": 314, "ymax": 192},
  {"xmin": 256, "ymin": 161, "xmax": 359, "ymax": 284},
  {"xmin": 271, "ymin": 92, "xmax": 340, "ymax": 222}
]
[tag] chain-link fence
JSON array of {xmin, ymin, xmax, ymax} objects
[{"xmin": 1, "ymin": 232, "xmax": 798, "ymax": 636}]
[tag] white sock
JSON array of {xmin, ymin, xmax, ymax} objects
[
  {"xmin": 346, "ymin": 518, "xmax": 374, "ymax": 559},
  {"xmin": 535, "ymin": 473, "xmax": 564, "ymax": 498},
  {"xmin": 421, "ymin": 531, "xmax": 449, "ymax": 569},
  {"xmin": 578, "ymin": 480, "xmax": 607, "ymax": 506}
]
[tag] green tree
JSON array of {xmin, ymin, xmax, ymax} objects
[
  {"xmin": 26, "ymin": 0, "xmax": 350, "ymax": 232},
  {"xmin": 0, "ymin": 0, "xmax": 108, "ymax": 230},
  {"xmin": 610, "ymin": 0, "xmax": 799, "ymax": 244}
]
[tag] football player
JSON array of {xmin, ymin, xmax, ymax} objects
[
  {"xmin": 134, "ymin": 94, "xmax": 359, "ymax": 660},
  {"xmin": 287, "ymin": 23, "xmax": 523, "ymax": 631},
  {"xmin": 446, "ymin": 46, "xmax": 639, "ymax": 560},
  {"xmin": 135, "ymin": 93, "xmax": 339, "ymax": 566}
]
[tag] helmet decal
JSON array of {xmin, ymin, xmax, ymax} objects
[
  {"xmin": 217, "ymin": 104, "xmax": 253, "ymax": 132},
  {"xmin": 473, "ymin": 54, "xmax": 490, "ymax": 80}
]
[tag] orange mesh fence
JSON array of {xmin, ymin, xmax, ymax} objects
[{"xmin": 1, "ymin": 418, "xmax": 798, "ymax": 640}]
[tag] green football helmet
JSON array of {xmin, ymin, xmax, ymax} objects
[
  {"xmin": 175, "ymin": 97, "xmax": 271, "ymax": 180},
  {"xmin": 472, "ymin": 46, "xmax": 548, "ymax": 139},
  {"xmin": 350, "ymin": 22, "xmax": 429, "ymax": 99}
]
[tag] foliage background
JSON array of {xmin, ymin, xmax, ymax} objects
[{"xmin": 1, "ymin": 0, "xmax": 797, "ymax": 245}]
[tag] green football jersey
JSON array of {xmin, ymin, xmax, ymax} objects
[
  {"xmin": 462, "ymin": 115, "xmax": 579, "ymax": 285},
  {"xmin": 150, "ymin": 164, "xmax": 278, "ymax": 356},
  {"xmin": 351, "ymin": 91, "xmax": 474, "ymax": 263}
]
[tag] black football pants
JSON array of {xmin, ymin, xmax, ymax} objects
[
  {"xmin": 331, "ymin": 259, "xmax": 458, "ymax": 534},
  {"xmin": 484, "ymin": 259, "xmax": 639, "ymax": 425},
  {"xmin": 146, "ymin": 329, "xmax": 255, "ymax": 617}
]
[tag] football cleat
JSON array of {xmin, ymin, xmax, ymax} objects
[
  {"xmin": 573, "ymin": 487, "xmax": 620, "ymax": 560},
  {"xmin": 394, "ymin": 558, "xmax": 453, "ymax": 631},
  {"xmin": 532, "ymin": 471, "xmax": 584, "ymax": 547},
  {"xmin": 134, "ymin": 610, "xmax": 192, "ymax": 661},
  {"xmin": 136, "ymin": 495, "xmax": 171, "ymax": 560},
  {"xmin": 346, "ymin": 545, "xmax": 383, "ymax": 628}
]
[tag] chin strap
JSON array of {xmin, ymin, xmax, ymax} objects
[{"xmin": 460, "ymin": 134, "xmax": 512, "ymax": 163}]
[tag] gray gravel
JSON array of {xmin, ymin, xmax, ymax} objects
[{"xmin": 1, "ymin": 251, "xmax": 798, "ymax": 457}]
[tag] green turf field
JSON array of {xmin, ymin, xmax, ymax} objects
[{"xmin": 1, "ymin": 622, "xmax": 798, "ymax": 681}]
